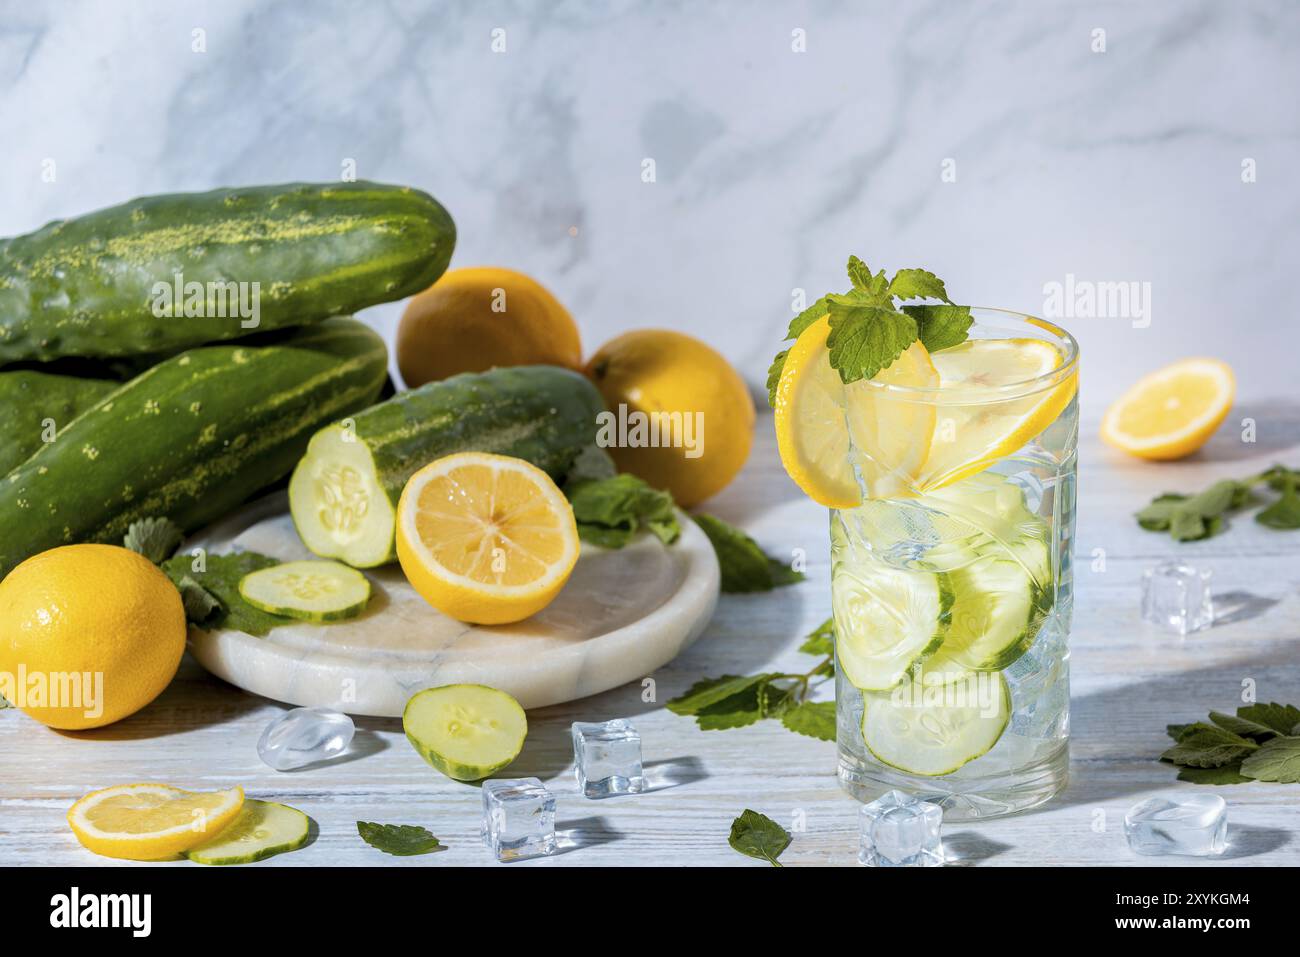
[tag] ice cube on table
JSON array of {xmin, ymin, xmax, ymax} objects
[
  {"xmin": 482, "ymin": 778, "xmax": 557, "ymax": 862},
  {"xmin": 1124, "ymin": 793, "xmax": 1227, "ymax": 857},
  {"xmin": 1141, "ymin": 561, "xmax": 1213, "ymax": 635},
  {"xmin": 858, "ymin": 790, "xmax": 944, "ymax": 867},
  {"xmin": 257, "ymin": 706, "xmax": 354, "ymax": 771},
  {"xmin": 572, "ymin": 719, "xmax": 646, "ymax": 798}
]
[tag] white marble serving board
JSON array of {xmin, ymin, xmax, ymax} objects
[{"xmin": 184, "ymin": 492, "xmax": 720, "ymax": 717}]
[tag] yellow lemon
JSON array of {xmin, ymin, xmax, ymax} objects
[
  {"xmin": 773, "ymin": 314, "xmax": 939, "ymax": 507},
  {"xmin": 68, "ymin": 783, "xmax": 245, "ymax": 861},
  {"xmin": 1101, "ymin": 358, "xmax": 1234, "ymax": 460},
  {"xmin": 0, "ymin": 544, "xmax": 185, "ymax": 730},
  {"xmin": 396, "ymin": 452, "xmax": 580, "ymax": 625},
  {"xmin": 397, "ymin": 267, "xmax": 583, "ymax": 387},
  {"xmin": 585, "ymin": 329, "xmax": 754, "ymax": 507}
]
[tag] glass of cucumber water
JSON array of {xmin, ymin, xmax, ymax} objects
[{"xmin": 831, "ymin": 310, "xmax": 1079, "ymax": 819}]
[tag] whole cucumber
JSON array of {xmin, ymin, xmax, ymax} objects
[
  {"xmin": 290, "ymin": 365, "xmax": 606, "ymax": 567},
  {"xmin": 0, "ymin": 181, "xmax": 454, "ymax": 362},
  {"xmin": 0, "ymin": 318, "xmax": 389, "ymax": 579}
]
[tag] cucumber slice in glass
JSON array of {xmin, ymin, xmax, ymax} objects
[
  {"xmin": 403, "ymin": 684, "xmax": 527, "ymax": 781},
  {"xmin": 238, "ymin": 560, "xmax": 371, "ymax": 622},
  {"xmin": 832, "ymin": 561, "xmax": 952, "ymax": 692},
  {"xmin": 185, "ymin": 800, "xmax": 311, "ymax": 865},
  {"xmin": 862, "ymin": 673, "xmax": 1011, "ymax": 776},
  {"xmin": 926, "ymin": 555, "xmax": 1042, "ymax": 673}
]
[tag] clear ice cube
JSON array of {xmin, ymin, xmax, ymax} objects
[
  {"xmin": 1141, "ymin": 562, "xmax": 1213, "ymax": 635},
  {"xmin": 572, "ymin": 719, "xmax": 646, "ymax": 798},
  {"xmin": 1124, "ymin": 793, "xmax": 1227, "ymax": 857},
  {"xmin": 858, "ymin": 790, "xmax": 944, "ymax": 867},
  {"xmin": 481, "ymin": 778, "xmax": 557, "ymax": 862},
  {"xmin": 257, "ymin": 706, "xmax": 354, "ymax": 771}
]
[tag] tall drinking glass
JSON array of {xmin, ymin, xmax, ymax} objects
[{"xmin": 833, "ymin": 310, "xmax": 1078, "ymax": 819}]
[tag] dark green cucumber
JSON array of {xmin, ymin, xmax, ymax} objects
[
  {"xmin": 0, "ymin": 181, "xmax": 454, "ymax": 363},
  {"xmin": 0, "ymin": 318, "xmax": 388, "ymax": 579},
  {"xmin": 0, "ymin": 370, "xmax": 118, "ymax": 474},
  {"xmin": 290, "ymin": 365, "xmax": 605, "ymax": 567}
]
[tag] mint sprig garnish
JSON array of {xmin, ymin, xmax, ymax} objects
[
  {"xmin": 1136, "ymin": 466, "xmax": 1300, "ymax": 541},
  {"xmin": 767, "ymin": 256, "xmax": 969, "ymax": 405},
  {"xmin": 1161, "ymin": 701, "xmax": 1300, "ymax": 783},
  {"xmin": 728, "ymin": 809, "xmax": 791, "ymax": 867},
  {"xmin": 566, "ymin": 474, "xmax": 680, "ymax": 548},
  {"xmin": 357, "ymin": 822, "xmax": 445, "ymax": 856},
  {"xmin": 668, "ymin": 618, "xmax": 834, "ymax": 737}
]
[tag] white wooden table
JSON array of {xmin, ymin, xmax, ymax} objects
[{"xmin": 3, "ymin": 408, "xmax": 1298, "ymax": 867}]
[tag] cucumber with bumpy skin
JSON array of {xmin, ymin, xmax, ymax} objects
[
  {"xmin": 404, "ymin": 684, "xmax": 528, "ymax": 782},
  {"xmin": 0, "ymin": 181, "xmax": 454, "ymax": 362},
  {"xmin": 290, "ymin": 365, "xmax": 605, "ymax": 568},
  {"xmin": 239, "ymin": 560, "xmax": 371, "ymax": 622},
  {"xmin": 0, "ymin": 370, "xmax": 118, "ymax": 474},
  {"xmin": 0, "ymin": 318, "xmax": 388, "ymax": 580},
  {"xmin": 185, "ymin": 800, "xmax": 311, "ymax": 865}
]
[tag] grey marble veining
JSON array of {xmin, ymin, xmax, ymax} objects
[{"xmin": 1, "ymin": 0, "xmax": 1296, "ymax": 412}]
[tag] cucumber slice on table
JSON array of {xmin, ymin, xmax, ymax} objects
[
  {"xmin": 925, "ymin": 555, "xmax": 1042, "ymax": 674},
  {"xmin": 832, "ymin": 562, "xmax": 953, "ymax": 692},
  {"xmin": 404, "ymin": 684, "xmax": 528, "ymax": 781},
  {"xmin": 238, "ymin": 560, "xmax": 371, "ymax": 622},
  {"xmin": 862, "ymin": 673, "xmax": 1011, "ymax": 776},
  {"xmin": 185, "ymin": 800, "xmax": 311, "ymax": 865}
]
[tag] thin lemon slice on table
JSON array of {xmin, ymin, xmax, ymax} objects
[
  {"xmin": 1101, "ymin": 358, "xmax": 1234, "ymax": 460},
  {"xmin": 396, "ymin": 451, "xmax": 581, "ymax": 625},
  {"xmin": 774, "ymin": 314, "xmax": 939, "ymax": 507},
  {"xmin": 918, "ymin": 338, "xmax": 1077, "ymax": 490},
  {"xmin": 67, "ymin": 783, "xmax": 245, "ymax": 861}
]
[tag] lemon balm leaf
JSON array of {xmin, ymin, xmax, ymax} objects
[
  {"xmin": 357, "ymin": 822, "xmax": 444, "ymax": 856},
  {"xmin": 728, "ymin": 809, "xmax": 791, "ymax": 866},
  {"xmin": 889, "ymin": 268, "xmax": 952, "ymax": 303},
  {"xmin": 122, "ymin": 517, "xmax": 184, "ymax": 564},
  {"xmin": 904, "ymin": 304, "xmax": 973, "ymax": 353},
  {"xmin": 825, "ymin": 301, "xmax": 917, "ymax": 384}
]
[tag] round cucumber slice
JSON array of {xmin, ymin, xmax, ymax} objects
[
  {"xmin": 184, "ymin": 800, "xmax": 311, "ymax": 865},
  {"xmin": 862, "ymin": 673, "xmax": 1011, "ymax": 776},
  {"xmin": 926, "ymin": 555, "xmax": 1042, "ymax": 673},
  {"xmin": 238, "ymin": 559, "xmax": 371, "ymax": 622},
  {"xmin": 832, "ymin": 561, "xmax": 952, "ymax": 692},
  {"xmin": 403, "ymin": 684, "xmax": 527, "ymax": 781},
  {"xmin": 924, "ymin": 472, "xmax": 1052, "ymax": 586}
]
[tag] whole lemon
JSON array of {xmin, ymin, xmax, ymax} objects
[
  {"xmin": 397, "ymin": 267, "xmax": 583, "ymax": 387},
  {"xmin": 585, "ymin": 330, "xmax": 755, "ymax": 507},
  {"xmin": 0, "ymin": 544, "xmax": 186, "ymax": 730}
]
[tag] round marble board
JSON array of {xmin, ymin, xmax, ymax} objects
[{"xmin": 184, "ymin": 492, "xmax": 721, "ymax": 717}]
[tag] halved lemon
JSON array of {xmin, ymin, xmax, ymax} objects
[
  {"xmin": 918, "ymin": 338, "xmax": 1077, "ymax": 489},
  {"xmin": 1100, "ymin": 358, "xmax": 1234, "ymax": 460},
  {"xmin": 774, "ymin": 315, "xmax": 939, "ymax": 507},
  {"xmin": 67, "ymin": 783, "xmax": 245, "ymax": 861},
  {"xmin": 395, "ymin": 452, "xmax": 581, "ymax": 624}
]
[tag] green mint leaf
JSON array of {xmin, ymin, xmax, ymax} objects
[
  {"xmin": 1236, "ymin": 702, "xmax": 1300, "ymax": 736},
  {"xmin": 566, "ymin": 474, "xmax": 680, "ymax": 549},
  {"xmin": 1176, "ymin": 764, "xmax": 1252, "ymax": 785},
  {"xmin": 888, "ymin": 268, "xmax": 951, "ymax": 303},
  {"xmin": 1239, "ymin": 736, "xmax": 1300, "ymax": 783},
  {"xmin": 846, "ymin": 255, "xmax": 875, "ymax": 291},
  {"xmin": 728, "ymin": 809, "xmax": 790, "ymax": 867},
  {"xmin": 1256, "ymin": 477, "xmax": 1300, "ymax": 529},
  {"xmin": 356, "ymin": 822, "xmax": 444, "ymax": 856},
  {"xmin": 692, "ymin": 513, "xmax": 803, "ymax": 593},
  {"xmin": 1166, "ymin": 723, "xmax": 1195, "ymax": 742},
  {"xmin": 1137, "ymin": 479, "xmax": 1254, "ymax": 541},
  {"xmin": 844, "ymin": 258, "xmax": 890, "ymax": 301},
  {"xmin": 780, "ymin": 701, "xmax": 836, "ymax": 741},
  {"xmin": 902, "ymin": 304, "xmax": 973, "ymax": 353},
  {"xmin": 766, "ymin": 349, "xmax": 790, "ymax": 408},
  {"xmin": 798, "ymin": 617, "xmax": 835, "ymax": 657},
  {"xmin": 161, "ymin": 551, "xmax": 289, "ymax": 637},
  {"xmin": 785, "ymin": 295, "xmax": 832, "ymax": 341},
  {"xmin": 1160, "ymin": 722, "xmax": 1259, "ymax": 768},
  {"xmin": 1262, "ymin": 464, "xmax": 1300, "ymax": 492},
  {"xmin": 825, "ymin": 301, "xmax": 917, "ymax": 384},
  {"xmin": 176, "ymin": 575, "xmax": 222, "ymax": 625},
  {"xmin": 667, "ymin": 674, "xmax": 774, "ymax": 716},
  {"xmin": 697, "ymin": 695, "xmax": 765, "ymax": 730},
  {"xmin": 122, "ymin": 517, "xmax": 184, "ymax": 564},
  {"xmin": 1209, "ymin": 710, "xmax": 1284, "ymax": 741}
]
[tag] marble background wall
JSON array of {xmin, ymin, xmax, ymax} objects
[{"xmin": 2, "ymin": 0, "xmax": 1297, "ymax": 414}]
